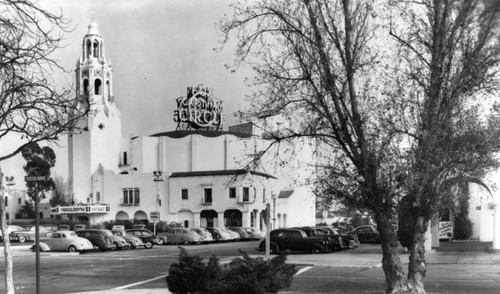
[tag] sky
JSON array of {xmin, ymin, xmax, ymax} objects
[{"xmin": 1, "ymin": 0, "xmax": 255, "ymax": 183}]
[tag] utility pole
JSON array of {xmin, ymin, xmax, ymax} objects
[{"xmin": 152, "ymin": 170, "xmax": 163, "ymax": 235}]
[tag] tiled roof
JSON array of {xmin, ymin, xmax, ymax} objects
[
  {"xmin": 278, "ymin": 190, "xmax": 294, "ymax": 198},
  {"xmin": 169, "ymin": 169, "xmax": 277, "ymax": 179}
]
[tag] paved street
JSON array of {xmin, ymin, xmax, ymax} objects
[{"xmin": 1, "ymin": 241, "xmax": 500, "ymax": 293}]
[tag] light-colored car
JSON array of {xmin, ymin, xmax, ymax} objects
[
  {"xmin": 32, "ymin": 231, "xmax": 94, "ymax": 252},
  {"xmin": 112, "ymin": 230, "xmax": 144, "ymax": 249},
  {"xmin": 0, "ymin": 225, "xmax": 24, "ymax": 240},
  {"xmin": 102, "ymin": 229, "xmax": 128, "ymax": 250},
  {"xmin": 190, "ymin": 227, "xmax": 214, "ymax": 243},
  {"xmin": 204, "ymin": 227, "xmax": 231, "ymax": 241},
  {"xmin": 220, "ymin": 227, "xmax": 240, "ymax": 241},
  {"xmin": 9, "ymin": 225, "xmax": 58, "ymax": 243},
  {"xmin": 228, "ymin": 227, "xmax": 252, "ymax": 240},
  {"xmin": 159, "ymin": 228, "xmax": 201, "ymax": 245}
]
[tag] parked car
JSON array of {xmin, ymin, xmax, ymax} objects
[
  {"xmin": 76, "ymin": 229, "xmax": 116, "ymax": 251},
  {"xmin": 32, "ymin": 231, "xmax": 94, "ymax": 252},
  {"xmin": 347, "ymin": 225, "xmax": 381, "ymax": 243},
  {"xmin": 57, "ymin": 224, "xmax": 71, "ymax": 231},
  {"xmin": 227, "ymin": 227, "xmax": 252, "ymax": 240},
  {"xmin": 73, "ymin": 224, "xmax": 86, "ymax": 232},
  {"xmin": 204, "ymin": 227, "xmax": 231, "ymax": 241},
  {"xmin": 125, "ymin": 229, "xmax": 161, "ymax": 249},
  {"xmin": 190, "ymin": 227, "xmax": 214, "ymax": 243},
  {"xmin": 158, "ymin": 228, "xmax": 201, "ymax": 245},
  {"xmin": 111, "ymin": 230, "xmax": 144, "ymax": 249},
  {"xmin": 100, "ymin": 229, "xmax": 128, "ymax": 250},
  {"xmin": 245, "ymin": 227, "xmax": 264, "ymax": 240},
  {"xmin": 258, "ymin": 228, "xmax": 332, "ymax": 254},
  {"xmin": 9, "ymin": 225, "xmax": 58, "ymax": 243},
  {"xmin": 220, "ymin": 227, "xmax": 240, "ymax": 241},
  {"xmin": 317, "ymin": 226, "xmax": 360, "ymax": 248},
  {"xmin": 0, "ymin": 225, "xmax": 24, "ymax": 241},
  {"xmin": 295, "ymin": 226, "xmax": 345, "ymax": 251}
]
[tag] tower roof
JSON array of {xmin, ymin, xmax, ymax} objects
[{"xmin": 87, "ymin": 21, "xmax": 99, "ymax": 35}]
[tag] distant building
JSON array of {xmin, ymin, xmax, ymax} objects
[{"xmin": 51, "ymin": 21, "xmax": 316, "ymax": 231}]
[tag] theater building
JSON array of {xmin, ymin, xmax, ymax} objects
[{"xmin": 51, "ymin": 21, "xmax": 316, "ymax": 231}]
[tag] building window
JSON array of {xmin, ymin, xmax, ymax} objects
[
  {"xmin": 184, "ymin": 220, "xmax": 189, "ymax": 228},
  {"xmin": 4, "ymin": 196, "xmax": 7, "ymax": 207},
  {"xmin": 123, "ymin": 188, "xmax": 140, "ymax": 205},
  {"xmin": 263, "ymin": 188, "xmax": 266, "ymax": 203},
  {"xmin": 229, "ymin": 187, "xmax": 236, "ymax": 199},
  {"xmin": 204, "ymin": 188, "xmax": 212, "ymax": 204},
  {"xmin": 123, "ymin": 152, "xmax": 128, "ymax": 165},
  {"xmin": 243, "ymin": 187, "xmax": 249, "ymax": 202},
  {"xmin": 181, "ymin": 189, "xmax": 188, "ymax": 200},
  {"xmin": 18, "ymin": 198, "xmax": 21, "ymax": 205},
  {"xmin": 94, "ymin": 78, "xmax": 102, "ymax": 95},
  {"xmin": 96, "ymin": 192, "xmax": 101, "ymax": 202}
]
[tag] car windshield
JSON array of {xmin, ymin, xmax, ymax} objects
[
  {"xmin": 68, "ymin": 232, "xmax": 77, "ymax": 237},
  {"xmin": 112, "ymin": 231, "xmax": 124, "ymax": 236}
]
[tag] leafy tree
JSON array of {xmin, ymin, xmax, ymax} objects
[
  {"xmin": 17, "ymin": 200, "xmax": 36, "ymax": 219},
  {"xmin": 218, "ymin": 0, "xmax": 500, "ymax": 293},
  {"xmin": 49, "ymin": 176, "xmax": 71, "ymax": 207},
  {"xmin": 0, "ymin": 1, "xmax": 87, "ymax": 292},
  {"xmin": 21, "ymin": 142, "xmax": 56, "ymax": 200}
]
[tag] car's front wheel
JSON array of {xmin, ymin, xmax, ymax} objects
[
  {"xmin": 18, "ymin": 235, "xmax": 26, "ymax": 243},
  {"xmin": 92, "ymin": 244, "xmax": 100, "ymax": 252},
  {"xmin": 129, "ymin": 242, "xmax": 136, "ymax": 249},
  {"xmin": 144, "ymin": 241, "xmax": 153, "ymax": 249},
  {"xmin": 311, "ymin": 246, "xmax": 324, "ymax": 254},
  {"xmin": 270, "ymin": 244, "xmax": 279, "ymax": 254},
  {"xmin": 68, "ymin": 245, "xmax": 77, "ymax": 253}
]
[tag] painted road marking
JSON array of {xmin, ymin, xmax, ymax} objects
[
  {"xmin": 295, "ymin": 266, "xmax": 313, "ymax": 276},
  {"xmin": 111, "ymin": 274, "xmax": 168, "ymax": 290}
]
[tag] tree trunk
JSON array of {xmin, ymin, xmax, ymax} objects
[
  {"xmin": 1, "ymin": 188, "xmax": 15, "ymax": 294},
  {"xmin": 407, "ymin": 216, "xmax": 429, "ymax": 294},
  {"xmin": 374, "ymin": 212, "xmax": 410, "ymax": 294}
]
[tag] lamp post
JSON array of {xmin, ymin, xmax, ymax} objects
[
  {"xmin": 272, "ymin": 193, "xmax": 277, "ymax": 230},
  {"xmin": 5, "ymin": 176, "xmax": 15, "ymax": 225},
  {"xmin": 152, "ymin": 170, "xmax": 163, "ymax": 235}
]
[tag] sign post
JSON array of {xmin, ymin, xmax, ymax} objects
[
  {"xmin": 150, "ymin": 211, "xmax": 160, "ymax": 235},
  {"xmin": 265, "ymin": 203, "xmax": 270, "ymax": 258},
  {"xmin": 25, "ymin": 175, "xmax": 46, "ymax": 294}
]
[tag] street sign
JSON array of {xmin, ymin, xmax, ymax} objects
[
  {"xmin": 150, "ymin": 211, "xmax": 160, "ymax": 222},
  {"xmin": 25, "ymin": 176, "xmax": 47, "ymax": 181}
]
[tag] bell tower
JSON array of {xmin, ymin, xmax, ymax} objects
[{"xmin": 68, "ymin": 21, "xmax": 122, "ymax": 205}]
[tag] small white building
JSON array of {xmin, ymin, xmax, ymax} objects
[{"xmin": 51, "ymin": 21, "xmax": 316, "ymax": 232}]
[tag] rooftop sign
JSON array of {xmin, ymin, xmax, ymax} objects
[{"xmin": 173, "ymin": 84, "xmax": 225, "ymax": 131}]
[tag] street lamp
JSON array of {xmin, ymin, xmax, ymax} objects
[
  {"xmin": 272, "ymin": 193, "xmax": 277, "ymax": 230},
  {"xmin": 5, "ymin": 176, "xmax": 15, "ymax": 225},
  {"xmin": 152, "ymin": 170, "xmax": 163, "ymax": 234}
]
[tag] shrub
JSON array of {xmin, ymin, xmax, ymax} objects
[{"xmin": 166, "ymin": 247, "xmax": 297, "ymax": 294}]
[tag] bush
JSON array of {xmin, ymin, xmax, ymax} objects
[{"xmin": 166, "ymin": 247, "xmax": 297, "ymax": 294}]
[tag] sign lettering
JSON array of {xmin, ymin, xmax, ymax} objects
[{"xmin": 174, "ymin": 85, "xmax": 226, "ymax": 131}]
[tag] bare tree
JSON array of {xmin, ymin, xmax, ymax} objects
[
  {"xmin": 218, "ymin": 0, "xmax": 500, "ymax": 293},
  {"xmin": 0, "ymin": 1, "xmax": 87, "ymax": 292}
]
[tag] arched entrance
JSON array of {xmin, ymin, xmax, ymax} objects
[
  {"xmin": 115, "ymin": 211, "xmax": 129, "ymax": 221},
  {"xmin": 133, "ymin": 210, "xmax": 148, "ymax": 223},
  {"xmin": 224, "ymin": 209, "xmax": 242, "ymax": 227},
  {"xmin": 200, "ymin": 209, "xmax": 218, "ymax": 227}
]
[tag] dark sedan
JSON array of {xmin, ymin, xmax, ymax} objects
[
  {"xmin": 125, "ymin": 229, "xmax": 161, "ymax": 249},
  {"xmin": 347, "ymin": 225, "xmax": 381, "ymax": 243}
]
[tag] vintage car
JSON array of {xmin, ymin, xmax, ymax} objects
[
  {"xmin": 316, "ymin": 226, "xmax": 360, "ymax": 248},
  {"xmin": 258, "ymin": 228, "xmax": 332, "ymax": 254},
  {"xmin": 158, "ymin": 228, "xmax": 201, "ymax": 245},
  {"xmin": 220, "ymin": 227, "xmax": 240, "ymax": 241},
  {"xmin": 111, "ymin": 230, "xmax": 144, "ymax": 249},
  {"xmin": 125, "ymin": 229, "xmax": 161, "ymax": 248},
  {"xmin": 227, "ymin": 227, "xmax": 253, "ymax": 240},
  {"xmin": 295, "ymin": 226, "xmax": 345, "ymax": 251},
  {"xmin": 101, "ymin": 229, "xmax": 128, "ymax": 250},
  {"xmin": 204, "ymin": 227, "xmax": 231, "ymax": 241},
  {"xmin": 347, "ymin": 225, "xmax": 381, "ymax": 243},
  {"xmin": 190, "ymin": 227, "xmax": 214, "ymax": 243},
  {"xmin": 9, "ymin": 225, "xmax": 58, "ymax": 243},
  {"xmin": 76, "ymin": 229, "xmax": 116, "ymax": 251},
  {"xmin": 31, "ymin": 231, "xmax": 93, "ymax": 252},
  {"xmin": 0, "ymin": 225, "xmax": 24, "ymax": 241}
]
